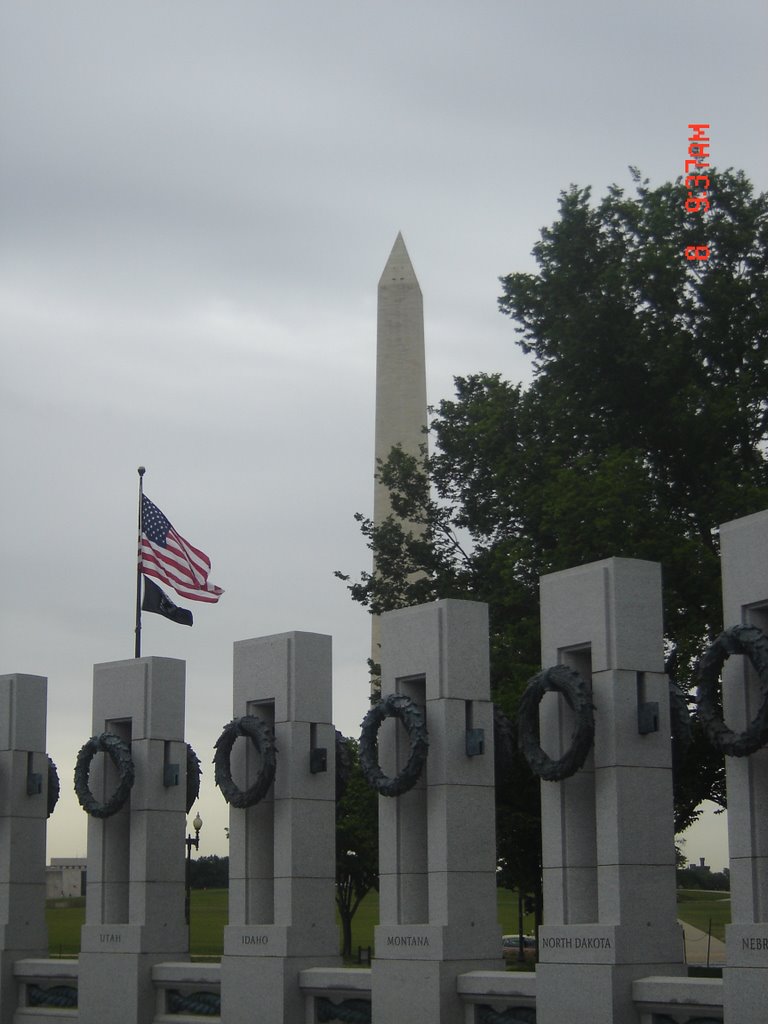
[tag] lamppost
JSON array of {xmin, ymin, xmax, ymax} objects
[{"xmin": 185, "ymin": 811, "xmax": 203, "ymax": 930}]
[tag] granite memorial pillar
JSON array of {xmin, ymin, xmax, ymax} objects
[
  {"xmin": 0, "ymin": 674, "xmax": 50, "ymax": 1024},
  {"xmin": 535, "ymin": 558, "xmax": 685, "ymax": 1024},
  {"xmin": 370, "ymin": 599, "xmax": 500, "ymax": 1024},
  {"xmin": 78, "ymin": 657, "xmax": 188, "ymax": 1024},
  {"xmin": 719, "ymin": 509, "xmax": 768, "ymax": 1023},
  {"xmin": 220, "ymin": 631, "xmax": 339, "ymax": 1024}
]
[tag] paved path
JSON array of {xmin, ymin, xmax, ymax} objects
[{"xmin": 679, "ymin": 920, "xmax": 726, "ymax": 965}]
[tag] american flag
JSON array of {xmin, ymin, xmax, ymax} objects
[{"xmin": 140, "ymin": 495, "xmax": 224, "ymax": 603}]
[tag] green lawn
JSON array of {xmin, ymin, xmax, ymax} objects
[
  {"xmin": 47, "ymin": 888, "xmax": 534, "ymax": 961},
  {"xmin": 676, "ymin": 889, "xmax": 731, "ymax": 942},
  {"xmin": 344, "ymin": 889, "xmax": 535, "ymax": 958},
  {"xmin": 47, "ymin": 897, "xmax": 85, "ymax": 958},
  {"xmin": 190, "ymin": 889, "xmax": 229, "ymax": 957},
  {"xmin": 46, "ymin": 889, "xmax": 727, "ymax": 959}
]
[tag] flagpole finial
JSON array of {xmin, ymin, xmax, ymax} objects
[{"xmin": 138, "ymin": 466, "xmax": 146, "ymax": 477}]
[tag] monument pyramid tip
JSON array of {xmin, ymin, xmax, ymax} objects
[{"xmin": 380, "ymin": 231, "xmax": 418, "ymax": 285}]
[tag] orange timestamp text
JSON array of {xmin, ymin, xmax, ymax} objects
[{"xmin": 684, "ymin": 124, "xmax": 710, "ymax": 261}]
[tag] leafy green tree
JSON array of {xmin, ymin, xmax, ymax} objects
[
  {"xmin": 677, "ymin": 863, "xmax": 730, "ymax": 891},
  {"xmin": 338, "ymin": 168, "xmax": 768, "ymax": 861},
  {"xmin": 494, "ymin": 713, "xmax": 544, "ymax": 931},
  {"xmin": 189, "ymin": 854, "xmax": 229, "ymax": 889},
  {"xmin": 336, "ymin": 737, "xmax": 378, "ymax": 959}
]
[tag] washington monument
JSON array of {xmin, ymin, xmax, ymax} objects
[{"xmin": 371, "ymin": 233, "xmax": 428, "ymax": 665}]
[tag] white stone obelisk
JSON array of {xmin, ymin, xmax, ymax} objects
[{"xmin": 371, "ymin": 233, "xmax": 428, "ymax": 673}]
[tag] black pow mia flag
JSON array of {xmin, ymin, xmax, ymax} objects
[{"xmin": 142, "ymin": 575, "xmax": 193, "ymax": 627}]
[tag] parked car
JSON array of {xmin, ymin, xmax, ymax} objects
[{"xmin": 502, "ymin": 934, "xmax": 536, "ymax": 961}]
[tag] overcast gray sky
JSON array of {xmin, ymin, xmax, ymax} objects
[{"xmin": 2, "ymin": 0, "xmax": 765, "ymax": 864}]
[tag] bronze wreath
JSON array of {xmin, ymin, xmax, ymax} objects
[
  {"xmin": 517, "ymin": 665, "xmax": 595, "ymax": 781},
  {"xmin": 74, "ymin": 733, "xmax": 135, "ymax": 818},
  {"xmin": 186, "ymin": 743, "xmax": 201, "ymax": 813},
  {"xmin": 213, "ymin": 715, "xmax": 277, "ymax": 808},
  {"xmin": 695, "ymin": 624, "xmax": 768, "ymax": 757},
  {"xmin": 359, "ymin": 693, "xmax": 428, "ymax": 797},
  {"xmin": 46, "ymin": 755, "xmax": 60, "ymax": 818}
]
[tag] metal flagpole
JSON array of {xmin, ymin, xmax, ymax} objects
[{"xmin": 134, "ymin": 466, "xmax": 146, "ymax": 657}]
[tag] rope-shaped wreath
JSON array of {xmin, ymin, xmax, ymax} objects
[
  {"xmin": 517, "ymin": 665, "xmax": 595, "ymax": 781},
  {"xmin": 167, "ymin": 991, "xmax": 220, "ymax": 1017},
  {"xmin": 186, "ymin": 743, "xmax": 201, "ymax": 813},
  {"xmin": 46, "ymin": 755, "xmax": 60, "ymax": 818},
  {"xmin": 74, "ymin": 733, "xmax": 135, "ymax": 818},
  {"xmin": 654, "ymin": 1016, "xmax": 723, "ymax": 1024},
  {"xmin": 28, "ymin": 985, "xmax": 79, "ymax": 1009},
  {"xmin": 695, "ymin": 624, "xmax": 768, "ymax": 757},
  {"xmin": 317, "ymin": 997, "xmax": 373, "ymax": 1023},
  {"xmin": 213, "ymin": 715, "xmax": 277, "ymax": 808},
  {"xmin": 477, "ymin": 1007, "xmax": 537, "ymax": 1024},
  {"xmin": 359, "ymin": 693, "xmax": 429, "ymax": 797}
]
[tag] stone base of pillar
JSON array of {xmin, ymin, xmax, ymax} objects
[
  {"xmin": 0, "ymin": 951, "xmax": 26, "ymax": 1024},
  {"xmin": 78, "ymin": 950, "xmax": 171, "ymax": 1024},
  {"xmin": 221, "ymin": 952, "xmax": 340, "ymax": 1023},
  {"xmin": 371, "ymin": 956, "xmax": 500, "ymax": 1024},
  {"xmin": 724, "ymin": 924, "xmax": 768, "ymax": 1024},
  {"xmin": 0, "ymin": 938, "xmax": 48, "ymax": 1024},
  {"xmin": 535, "ymin": 961, "xmax": 687, "ymax": 1024}
]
